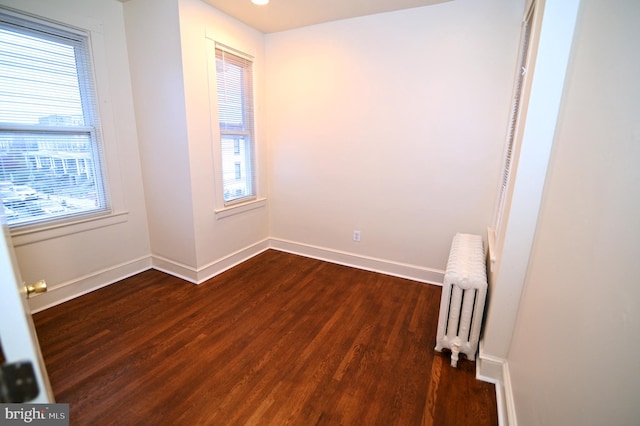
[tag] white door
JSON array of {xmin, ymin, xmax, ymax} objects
[{"xmin": 0, "ymin": 206, "xmax": 54, "ymax": 403}]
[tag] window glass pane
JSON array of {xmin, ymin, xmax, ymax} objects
[
  {"xmin": 0, "ymin": 28, "xmax": 85, "ymax": 126},
  {"xmin": 216, "ymin": 59, "xmax": 245, "ymax": 131},
  {"xmin": 220, "ymin": 135, "xmax": 252, "ymax": 202},
  {"xmin": 0, "ymin": 132, "xmax": 103, "ymax": 226}
]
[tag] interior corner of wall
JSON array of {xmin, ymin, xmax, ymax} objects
[
  {"xmin": 476, "ymin": 340, "xmax": 506, "ymax": 384},
  {"xmin": 477, "ymin": 341, "xmax": 515, "ymax": 426}
]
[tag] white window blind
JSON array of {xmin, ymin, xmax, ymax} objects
[
  {"xmin": 0, "ymin": 9, "xmax": 108, "ymax": 228},
  {"xmin": 215, "ymin": 45, "xmax": 256, "ymax": 205},
  {"xmin": 494, "ymin": 9, "xmax": 534, "ymax": 235}
]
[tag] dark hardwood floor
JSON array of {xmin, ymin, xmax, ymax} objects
[{"xmin": 33, "ymin": 250, "xmax": 497, "ymax": 425}]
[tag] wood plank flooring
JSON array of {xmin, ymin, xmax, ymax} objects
[{"xmin": 33, "ymin": 250, "xmax": 497, "ymax": 425}]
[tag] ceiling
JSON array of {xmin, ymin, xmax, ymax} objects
[{"xmin": 201, "ymin": 0, "xmax": 453, "ymax": 34}]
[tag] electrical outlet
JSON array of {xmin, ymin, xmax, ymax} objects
[{"xmin": 353, "ymin": 230, "xmax": 361, "ymax": 242}]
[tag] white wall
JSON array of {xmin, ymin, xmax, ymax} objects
[
  {"xmin": 506, "ymin": 0, "xmax": 640, "ymax": 424},
  {"xmin": 0, "ymin": 0, "xmax": 151, "ymax": 311},
  {"xmin": 265, "ymin": 0, "xmax": 523, "ymax": 280},
  {"xmin": 124, "ymin": 0, "xmax": 197, "ymax": 270},
  {"xmin": 124, "ymin": 0, "xmax": 269, "ymax": 282}
]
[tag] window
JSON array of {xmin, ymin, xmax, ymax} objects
[
  {"xmin": 493, "ymin": 6, "xmax": 534, "ymax": 237},
  {"xmin": 0, "ymin": 9, "xmax": 108, "ymax": 228},
  {"xmin": 215, "ymin": 45, "xmax": 256, "ymax": 205}
]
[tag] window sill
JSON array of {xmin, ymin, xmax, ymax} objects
[
  {"xmin": 215, "ymin": 198, "xmax": 267, "ymax": 219},
  {"xmin": 10, "ymin": 211, "xmax": 129, "ymax": 247}
]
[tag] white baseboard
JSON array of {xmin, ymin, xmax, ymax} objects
[
  {"xmin": 28, "ymin": 255, "xmax": 152, "ymax": 313},
  {"xmin": 477, "ymin": 343, "xmax": 517, "ymax": 426},
  {"xmin": 151, "ymin": 255, "xmax": 199, "ymax": 283},
  {"xmin": 502, "ymin": 360, "xmax": 517, "ymax": 426},
  {"xmin": 28, "ymin": 240, "xmax": 271, "ymax": 312},
  {"xmin": 152, "ymin": 239, "xmax": 270, "ymax": 284},
  {"xmin": 477, "ymin": 353, "xmax": 505, "ymax": 383},
  {"xmin": 193, "ymin": 239, "xmax": 270, "ymax": 284},
  {"xmin": 269, "ymin": 238, "xmax": 445, "ymax": 286},
  {"xmin": 28, "ymin": 237, "xmax": 443, "ymax": 312}
]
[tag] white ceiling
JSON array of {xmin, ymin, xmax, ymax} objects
[{"xmin": 201, "ymin": 0, "xmax": 453, "ymax": 34}]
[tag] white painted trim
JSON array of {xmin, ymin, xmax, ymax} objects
[
  {"xmin": 503, "ymin": 361, "xmax": 517, "ymax": 426},
  {"xmin": 28, "ymin": 238, "xmax": 444, "ymax": 311},
  {"xmin": 158, "ymin": 237, "xmax": 435, "ymax": 287},
  {"xmin": 493, "ymin": 379, "xmax": 507, "ymax": 426},
  {"xmin": 214, "ymin": 197, "xmax": 267, "ymax": 219},
  {"xmin": 11, "ymin": 211, "xmax": 129, "ymax": 247},
  {"xmin": 156, "ymin": 237, "xmax": 441, "ymax": 286},
  {"xmin": 193, "ymin": 239, "xmax": 270, "ymax": 283},
  {"xmin": 477, "ymin": 352, "xmax": 505, "ymax": 383},
  {"xmin": 151, "ymin": 255, "xmax": 198, "ymax": 283},
  {"xmin": 476, "ymin": 341, "xmax": 517, "ymax": 426},
  {"xmin": 27, "ymin": 255, "xmax": 152, "ymax": 313},
  {"xmin": 477, "ymin": 342, "xmax": 506, "ymax": 425},
  {"xmin": 269, "ymin": 238, "xmax": 444, "ymax": 285},
  {"xmin": 151, "ymin": 239, "xmax": 270, "ymax": 284},
  {"xmin": 28, "ymin": 237, "xmax": 443, "ymax": 308}
]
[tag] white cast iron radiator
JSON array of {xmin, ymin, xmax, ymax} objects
[{"xmin": 435, "ymin": 233, "xmax": 487, "ymax": 367}]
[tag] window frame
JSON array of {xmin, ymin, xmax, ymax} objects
[
  {"xmin": 0, "ymin": 8, "xmax": 110, "ymax": 230},
  {"xmin": 213, "ymin": 42, "xmax": 258, "ymax": 208},
  {"xmin": 0, "ymin": 6, "xmax": 128, "ymax": 245}
]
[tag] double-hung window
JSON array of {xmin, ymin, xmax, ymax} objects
[
  {"xmin": 0, "ymin": 9, "xmax": 108, "ymax": 228},
  {"xmin": 215, "ymin": 45, "xmax": 256, "ymax": 205},
  {"xmin": 493, "ymin": 6, "xmax": 534, "ymax": 238}
]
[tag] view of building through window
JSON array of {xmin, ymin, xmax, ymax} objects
[{"xmin": 0, "ymin": 13, "xmax": 107, "ymax": 227}]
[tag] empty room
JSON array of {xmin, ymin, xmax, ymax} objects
[{"xmin": 0, "ymin": 0, "xmax": 638, "ymax": 425}]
